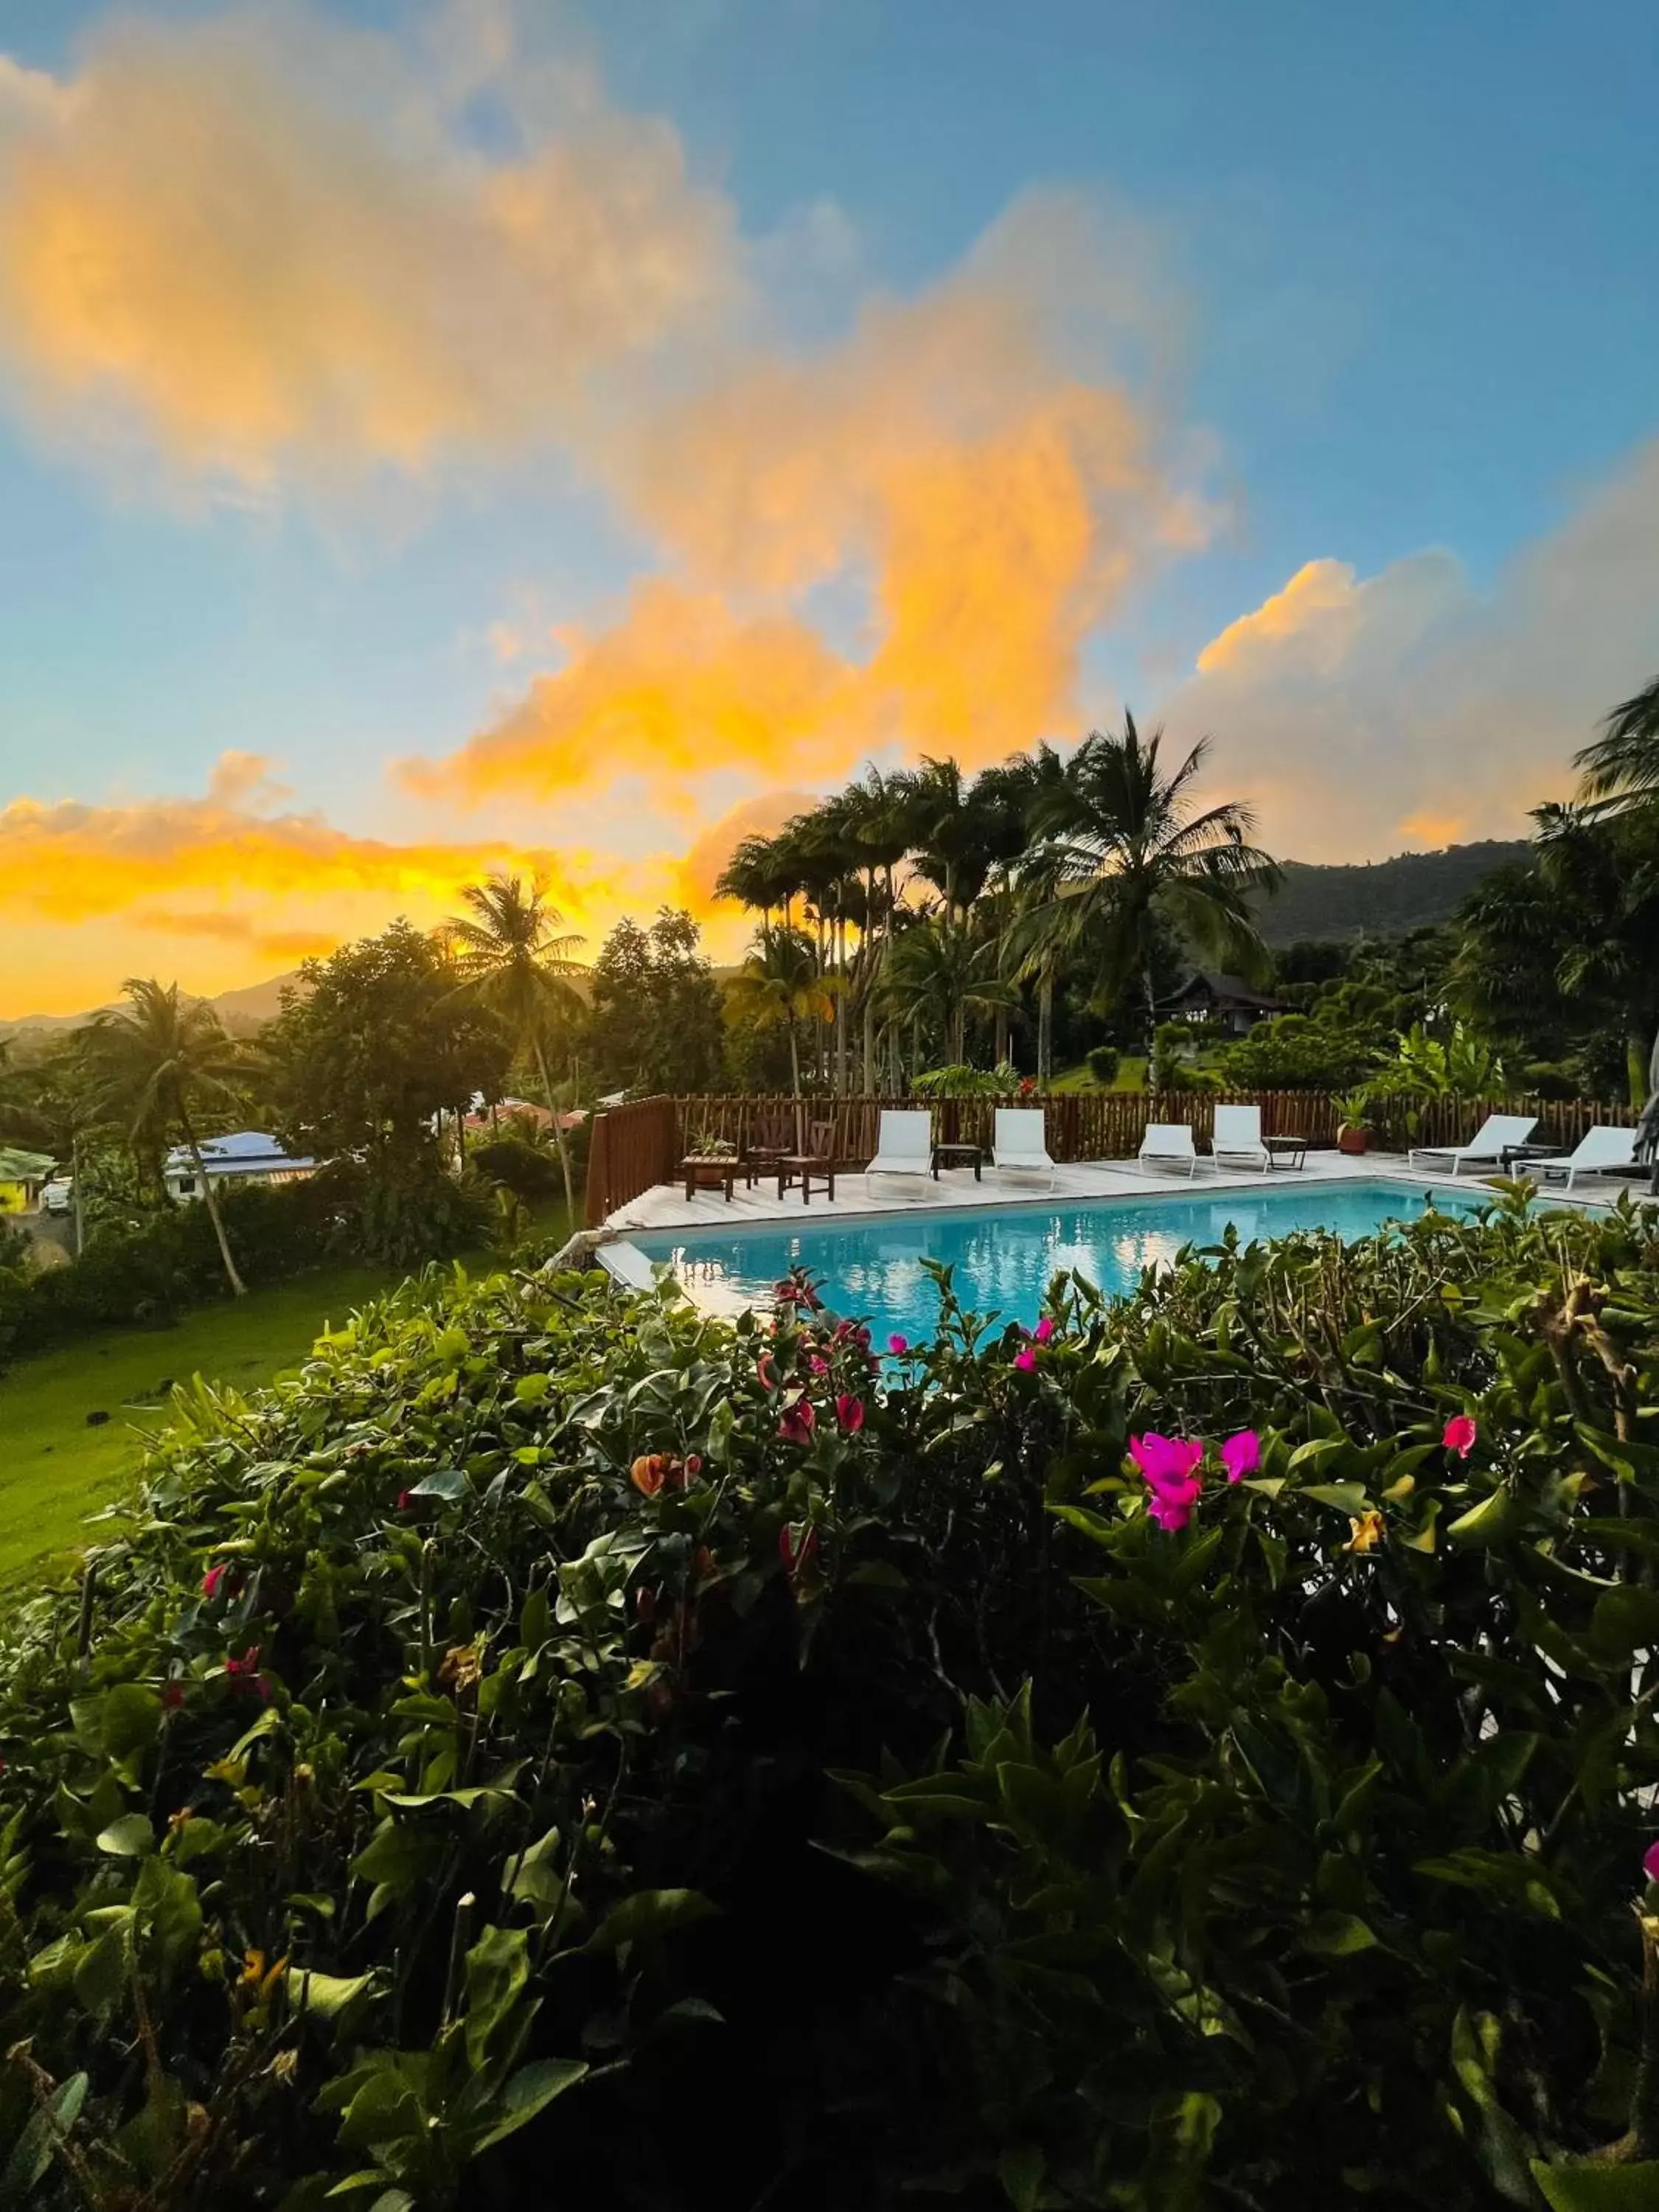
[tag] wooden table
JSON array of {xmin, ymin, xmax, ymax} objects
[
  {"xmin": 681, "ymin": 1154, "xmax": 737, "ymax": 1201},
  {"xmin": 931, "ymin": 1141, "xmax": 983, "ymax": 1180},
  {"xmin": 1264, "ymin": 1135, "xmax": 1308, "ymax": 1171},
  {"xmin": 779, "ymin": 1155, "xmax": 835, "ymax": 1204}
]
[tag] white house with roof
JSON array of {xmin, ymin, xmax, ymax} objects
[{"xmin": 163, "ymin": 1131, "xmax": 317, "ymax": 1203}]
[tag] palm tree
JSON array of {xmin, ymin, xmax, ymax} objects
[
  {"xmin": 442, "ymin": 873, "xmax": 586, "ymax": 1223},
  {"xmin": 723, "ymin": 928, "xmax": 835, "ymax": 1096},
  {"xmin": 878, "ymin": 914, "xmax": 1017, "ymax": 1071},
  {"xmin": 1026, "ymin": 713, "xmax": 1280, "ymax": 1046},
  {"xmin": 1575, "ymin": 673, "xmax": 1659, "ymax": 813},
  {"xmin": 81, "ymin": 979, "xmax": 251, "ymax": 1295}
]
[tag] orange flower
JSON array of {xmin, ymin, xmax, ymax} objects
[
  {"xmin": 1344, "ymin": 1510, "xmax": 1385, "ymax": 1554},
  {"xmin": 630, "ymin": 1453, "xmax": 668, "ymax": 1497}
]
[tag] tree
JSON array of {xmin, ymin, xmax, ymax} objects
[
  {"xmin": 80, "ymin": 979, "xmax": 251, "ymax": 1296},
  {"xmin": 723, "ymin": 929, "xmax": 835, "ymax": 1096},
  {"xmin": 1575, "ymin": 672, "xmax": 1659, "ymax": 813},
  {"xmin": 441, "ymin": 872, "xmax": 585, "ymax": 1222},
  {"xmin": 878, "ymin": 914, "xmax": 1017, "ymax": 1071},
  {"xmin": 269, "ymin": 922, "xmax": 510, "ymax": 1263},
  {"xmin": 588, "ymin": 910, "xmax": 726, "ymax": 1096},
  {"xmin": 1026, "ymin": 713, "xmax": 1281, "ymax": 1044}
]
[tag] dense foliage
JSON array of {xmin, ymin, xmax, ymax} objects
[
  {"xmin": 586, "ymin": 911, "xmax": 726, "ymax": 1096},
  {"xmin": 4, "ymin": 1196, "xmax": 1659, "ymax": 2206}
]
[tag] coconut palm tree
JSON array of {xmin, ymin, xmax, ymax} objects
[
  {"xmin": 442, "ymin": 873, "xmax": 586, "ymax": 1223},
  {"xmin": 1026, "ymin": 713, "xmax": 1280, "ymax": 1046},
  {"xmin": 80, "ymin": 979, "xmax": 251, "ymax": 1295},
  {"xmin": 878, "ymin": 913, "xmax": 1017, "ymax": 1071},
  {"xmin": 723, "ymin": 928, "xmax": 835, "ymax": 1096},
  {"xmin": 1575, "ymin": 673, "xmax": 1659, "ymax": 813}
]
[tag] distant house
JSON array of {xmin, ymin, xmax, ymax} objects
[
  {"xmin": 0, "ymin": 1147, "xmax": 55, "ymax": 1214},
  {"xmin": 163, "ymin": 1131, "xmax": 317, "ymax": 1203},
  {"xmin": 461, "ymin": 1096, "xmax": 585, "ymax": 1138},
  {"xmin": 1158, "ymin": 970, "xmax": 1288, "ymax": 1038}
]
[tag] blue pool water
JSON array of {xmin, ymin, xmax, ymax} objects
[{"xmin": 628, "ymin": 1177, "xmax": 1488, "ymax": 1343}]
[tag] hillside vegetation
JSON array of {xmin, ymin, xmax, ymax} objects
[{"xmin": 1256, "ymin": 840, "xmax": 1533, "ymax": 944}]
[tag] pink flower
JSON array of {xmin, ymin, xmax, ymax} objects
[
  {"xmin": 1644, "ymin": 1841, "xmax": 1659, "ymax": 1885},
  {"xmin": 201, "ymin": 1563, "xmax": 228, "ymax": 1601},
  {"xmin": 397, "ymin": 1490, "xmax": 413, "ymax": 1511},
  {"xmin": 1442, "ymin": 1414, "xmax": 1478, "ymax": 1459},
  {"xmin": 225, "ymin": 1649, "xmax": 270, "ymax": 1703},
  {"xmin": 161, "ymin": 1681, "xmax": 186, "ymax": 1711},
  {"xmin": 757, "ymin": 1351, "xmax": 777, "ymax": 1393},
  {"xmin": 1014, "ymin": 1347, "xmax": 1037, "ymax": 1372},
  {"xmin": 835, "ymin": 1394, "xmax": 865, "ymax": 1434},
  {"xmin": 684, "ymin": 1453, "xmax": 703, "ymax": 1479},
  {"xmin": 1129, "ymin": 1433, "xmax": 1206, "ymax": 1533},
  {"xmin": 1220, "ymin": 1430, "xmax": 1262, "ymax": 1484},
  {"xmin": 887, "ymin": 1334, "xmax": 908, "ymax": 1355},
  {"xmin": 807, "ymin": 1354, "xmax": 830, "ymax": 1376},
  {"xmin": 1033, "ymin": 1317, "xmax": 1054, "ymax": 1343},
  {"xmin": 778, "ymin": 1398, "xmax": 816, "ymax": 1444}
]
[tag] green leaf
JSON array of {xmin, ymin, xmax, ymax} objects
[
  {"xmin": 513, "ymin": 1373, "xmax": 552, "ymax": 1406},
  {"xmin": 471, "ymin": 2059, "xmax": 589, "ymax": 2154},
  {"xmin": 463, "ymin": 1924, "xmax": 529, "ymax": 2070},
  {"xmin": 1531, "ymin": 2162, "xmax": 1659, "ymax": 2209},
  {"xmin": 1301, "ymin": 1481, "xmax": 1371, "ymax": 1516},
  {"xmin": 288, "ymin": 1968, "xmax": 381, "ymax": 2020},
  {"xmin": 408, "ymin": 1468, "xmax": 467, "ymax": 1501},
  {"xmin": 585, "ymin": 1888, "xmax": 717, "ymax": 1952},
  {"xmin": 96, "ymin": 1814, "xmax": 154, "ymax": 1857},
  {"xmin": 521, "ymin": 1586, "xmax": 551, "ymax": 1651},
  {"xmin": 1446, "ymin": 1488, "xmax": 1517, "ymax": 1548},
  {"xmin": 998, "ymin": 2143, "xmax": 1046, "ymax": 2212},
  {"xmin": 0, "ymin": 2070, "xmax": 86, "ymax": 2198},
  {"xmin": 1301, "ymin": 1910, "xmax": 1378, "ymax": 1955}
]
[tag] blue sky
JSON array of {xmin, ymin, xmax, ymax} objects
[{"xmin": 1, "ymin": 0, "xmax": 1656, "ymax": 1009}]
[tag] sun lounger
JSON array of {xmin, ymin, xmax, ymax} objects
[
  {"xmin": 1138, "ymin": 1122, "xmax": 1198, "ymax": 1178},
  {"xmin": 865, "ymin": 1110, "xmax": 933, "ymax": 1189},
  {"xmin": 1518, "ymin": 1124, "xmax": 1638, "ymax": 1193},
  {"xmin": 1210, "ymin": 1103, "xmax": 1270, "ymax": 1172},
  {"xmin": 1408, "ymin": 1113, "xmax": 1538, "ymax": 1177},
  {"xmin": 992, "ymin": 1108, "xmax": 1056, "ymax": 1189}
]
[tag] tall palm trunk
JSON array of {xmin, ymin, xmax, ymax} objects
[
  {"xmin": 179, "ymin": 1107, "xmax": 246, "ymax": 1297},
  {"xmin": 787, "ymin": 1020, "xmax": 801, "ymax": 1097},
  {"xmin": 1037, "ymin": 969, "xmax": 1054, "ymax": 1087},
  {"xmin": 532, "ymin": 1033, "xmax": 577, "ymax": 1227}
]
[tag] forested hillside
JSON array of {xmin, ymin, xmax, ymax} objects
[{"xmin": 1258, "ymin": 839, "xmax": 1532, "ymax": 943}]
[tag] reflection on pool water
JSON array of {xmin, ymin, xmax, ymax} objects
[{"xmin": 627, "ymin": 1176, "xmax": 1488, "ymax": 1345}]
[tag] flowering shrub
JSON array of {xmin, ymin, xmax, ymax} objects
[{"xmin": 0, "ymin": 1194, "xmax": 1658, "ymax": 2206}]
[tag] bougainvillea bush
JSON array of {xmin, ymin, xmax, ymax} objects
[{"xmin": 1, "ymin": 1193, "xmax": 1659, "ymax": 2210}]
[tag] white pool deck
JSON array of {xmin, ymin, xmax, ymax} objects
[{"xmin": 598, "ymin": 1148, "xmax": 1644, "ymax": 1296}]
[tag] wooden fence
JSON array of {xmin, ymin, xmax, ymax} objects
[{"xmin": 583, "ymin": 1088, "xmax": 1640, "ymax": 1227}]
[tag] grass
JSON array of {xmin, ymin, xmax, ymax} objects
[
  {"xmin": 0, "ymin": 1264, "xmax": 398, "ymax": 1586},
  {"xmin": 0, "ymin": 1194, "xmax": 577, "ymax": 1587},
  {"xmin": 1050, "ymin": 1055, "xmax": 1149, "ymax": 1093}
]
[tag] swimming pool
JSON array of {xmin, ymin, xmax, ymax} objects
[{"xmin": 625, "ymin": 1176, "xmax": 1489, "ymax": 1343}]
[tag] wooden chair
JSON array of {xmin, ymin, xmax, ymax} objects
[{"xmin": 779, "ymin": 1117, "xmax": 837, "ymax": 1205}]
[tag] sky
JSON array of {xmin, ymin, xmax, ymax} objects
[{"xmin": 1, "ymin": 0, "xmax": 1657, "ymax": 1015}]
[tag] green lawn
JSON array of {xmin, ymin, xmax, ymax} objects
[
  {"xmin": 1050, "ymin": 1055, "xmax": 1149, "ymax": 1093},
  {"xmin": 0, "ymin": 1264, "xmax": 401, "ymax": 1586}
]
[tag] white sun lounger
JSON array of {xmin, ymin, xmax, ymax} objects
[
  {"xmin": 1210, "ymin": 1103, "xmax": 1270, "ymax": 1172},
  {"xmin": 1520, "ymin": 1124, "xmax": 1638, "ymax": 1193},
  {"xmin": 992, "ymin": 1107, "xmax": 1056, "ymax": 1189},
  {"xmin": 1138, "ymin": 1122, "xmax": 1198, "ymax": 1178},
  {"xmin": 865, "ymin": 1110, "xmax": 933, "ymax": 1189},
  {"xmin": 1408, "ymin": 1113, "xmax": 1538, "ymax": 1177}
]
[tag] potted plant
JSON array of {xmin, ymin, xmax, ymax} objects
[{"xmin": 1333, "ymin": 1085, "xmax": 1376, "ymax": 1155}]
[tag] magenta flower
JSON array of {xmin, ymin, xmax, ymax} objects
[
  {"xmin": 1033, "ymin": 1316, "xmax": 1055, "ymax": 1343},
  {"xmin": 757, "ymin": 1351, "xmax": 777, "ymax": 1393},
  {"xmin": 201, "ymin": 1562, "xmax": 229, "ymax": 1601},
  {"xmin": 835, "ymin": 1394, "xmax": 866, "ymax": 1434},
  {"xmin": 1220, "ymin": 1430, "xmax": 1262, "ymax": 1484},
  {"xmin": 1129, "ymin": 1433, "xmax": 1206, "ymax": 1533},
  {"xmin": 1014, "ymin": 1346, "xmax": 1037, "ymax": 1372},
  {"xmin": 397, "ymin": 1490, "xmax": 413, "ymax": 1511},
  {"xmin": 778, "ymin": 1398, "xmax": 816, "ymax": 1444},
  {"xmin": 1442, "ymin": 1414, "xmax": 1478, "ymax": 1459},
  {"xmin": 887, "ymin": 1334, "xmax": 908, "ymax": 1354},
  {"xmin": 807, "ymin": 1353, "xmax": 829, "ymax": 1375},
  {"xmin": 1645, "ymin": 1841, "xmax": 1659, "ymax": 1885}
]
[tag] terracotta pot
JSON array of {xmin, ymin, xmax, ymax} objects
[{"xmin": 1337, "ymin": 1125, "xmax": 1370, "ymax": 1156}]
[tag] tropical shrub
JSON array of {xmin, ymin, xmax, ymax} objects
[
  {"xmin": 1085, "ymin": 1043, "xmax": 1121, "ymax": 1087},
  {"xmin": 2, "ymin": 1199, "xmax": 1659, "ymax": 2205},
  {"xmin": 1220, "ymin": 1009, "xmax": 1382, "ymax": 1090}
]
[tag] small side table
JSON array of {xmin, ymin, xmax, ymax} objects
[
  {"xmin": 931, "ymin": 1142, "xmax": 984, "ymax": 1181},
  {"xmin": 1499, "ymin": 1142, "xmax": 1556, "ymax": 1175},
  {"xmin": 779, "ymin": 1156, "xmax": 835, "ymax": 1204},
  {"xmin": 1264, "ymin": 1135, "xmax": 1308, "ymax": 1171},
  {"xmin": 681, "ymin": 1154, "xmax": 737, "ymax": 1202}
]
